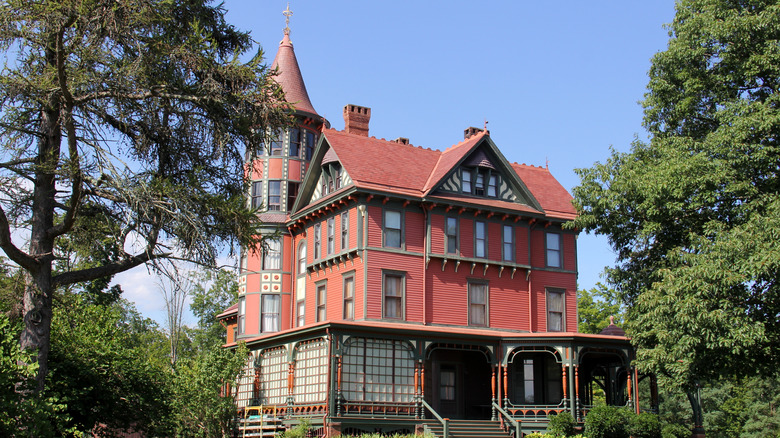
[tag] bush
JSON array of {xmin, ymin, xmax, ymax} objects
[
  {"xmin": 548, "ymin": 411, "xmax": 577, "ymax": 437},
  {"xmin": 524, "ymin": 433, "xmax": 547, "ymax": 438},
  {"xmin": 661, "ymin": 423, "xmax": 690, "ymax": 438},
  {"xmin": 584, "ymin": 405, "xmax": 632, "ymax": 438},
  {"xmin": 629, "ymin": 412, "xmax": 662, "ymax": 438}
]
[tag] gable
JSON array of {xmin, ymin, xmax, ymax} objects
[{"xmin": 292, "ymin": 136, "xmax": 355, "ymax": 213}]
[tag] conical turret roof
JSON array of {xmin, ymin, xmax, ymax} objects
[{"xmin": 271, "ymin": 30, "xmax": 320, "ymax": 118}]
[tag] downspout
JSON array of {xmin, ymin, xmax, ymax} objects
[
  {"xmin": 422, "ymin": 204, "xmax": 429, "ymax": 325},
  {"xmin": 527, "ymin": 269, "xmax": 533, "ymax": 333}
]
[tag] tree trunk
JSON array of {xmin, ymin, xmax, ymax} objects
[
  {"xmin": 20, "ymin": 272, "xmax": 54, "ymax": 392},
  {"xmin": 687, "ymin": 390, "xmax": 706, "ymax": 438}
]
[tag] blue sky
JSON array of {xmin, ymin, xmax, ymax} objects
[{"xmin": 120, "ymin": 1, "xmax": 679, "ymax": 322}]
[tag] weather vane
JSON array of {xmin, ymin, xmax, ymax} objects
[{"xmin": 283, "ymin": 3, "xmax": 293, "ymax": 35}]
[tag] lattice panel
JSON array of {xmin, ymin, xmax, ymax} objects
[
  {"xmin": 342, "ymin": 338, "xmax": 415, "ymax": 403},
  {"xmin": 293, "ymin": 339, "xmax": 328, "ymax": 403},
  {"xmin": 235, "ymin": 354, "xmax": 257, "ymax": 408},
  {"xmin": 260, "ymin": 346, "xmax": 288, "ymax": 406}
]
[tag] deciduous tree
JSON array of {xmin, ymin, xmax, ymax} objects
[
  {"xmin": 0, "ymin": 0, "xmax": 288, "ymax": 390},
  {"xmin": 571, "ymin": 0, "xmax": 780, "ymax": 391}
]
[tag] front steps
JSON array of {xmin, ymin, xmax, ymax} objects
[{"xmin": 422, "ymin": 419, "xmax": 513, "ymax": 438}]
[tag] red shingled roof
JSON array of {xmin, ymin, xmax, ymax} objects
[
  {"xmin": 217, "ymin": 303, "xmax": 238, "ymax": 319},
  {"xmin": 270, "ymin": 32, "xmax": 319, "ymax": 117},
  {"xmin": 319, "ymin": 129, "xmax": 577, "ymax": 221}
]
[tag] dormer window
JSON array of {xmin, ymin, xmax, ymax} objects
[
  {"xmin": 321, "ymin": 162, "xmax": 342, "ymax": 196},
  {"xmin": 461, "ymin": 167, "xmax": 499, "ymax": 199},
  {"xmin": 488, "ymin": 175, "xmax": 497, "ymax": 197},
  {"xmin": 475, "ymin": 172, "xmax": 485, "ymax": 196},
  {"xmin": 462, "ymin": 169, "xmax": 472, "ymax": 193}
]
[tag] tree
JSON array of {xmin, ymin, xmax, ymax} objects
[
  {"xmin": 577, "ymin": 283, "xmax": 623, "ymax": 335},
  {"xmin": 189, "ymin": 267, "xmax": 239, "ymax": 351},
  {"xmin": 571, "ymin": 0, "xmax": 780, "ymax": 392},
  {"xmin": 0, "ymin": 0, "xmax": 289, "ymax": 389}
]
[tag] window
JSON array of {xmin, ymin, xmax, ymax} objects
[
  {"xmin": 383, "ymin": 272, "xmax": 404, "ymax": 319},
  {"xmin": 547, "ymin": 288, "xmax": 565, "ymax": 332},
  {"xmin": 261, "ymin": 295, "xmax": 281, "ymax": 332},
  {"xmin": 546, "ymin": 233, "xmax": 562, "ymax": 268},
  {"xmin": 475, "ymin": 172, "xmax": 485, "ymax": 196},
  {"xmin": 270, "ymin": 130, "xmax": 283, "ymax": 156},
  {"xmin": 523, "ymin": 358, "xmax": 535, "ymax": 403},
  {"xmin": 314, "ymin": 224, "xmax": 321, "ymax": 259},
  {"xmin": 305, "ymin": 130, "xmax": 316, "ymax": 160},
  {"xmin": 341, "ymin": 211, "xmax": 349, "ymax": 251},
  {"xmin": 446, "ymin": 217, "xmax": 458, "ymax": 254},
  {"xmin": 502, "ymin": 225, "xmax": 514, "ymax": 262},
  {"xmin": 287, "ymin": 182, "xmax": 299, "ymax": 212},
  {"xmin": 462, "ymin": 169, "xmax": 472, "ymax": 193},
  {"xmin": 238, "ymin": 297, "xmax": 246, "ymax": 335},
  {"xmin": 289, "ymin": 127, "xmax": 301, "ymax": 157},
  {"xmin": 468, "ymin": 282, "xmax": 488, "ymax": 326},
  {"xmin": 475, "ymin": 221, "xmax": 487, "ymax": 258},
  {"xmin": 440, "ymin": 366, "xmax": 456, "ymax": 401},
  {"xmin": 298, "ymin": 241, "xmax": 307, "ymax": 275},
  {"xmin": 384, "ymin": 210, "xmax": 402, "ymax": 248},
  {"xmin": 316, "ymin": 282, "xmax": 327, "ymax": 322},
  {"xmin": 296, "ymin": 300, "xmax": 305, "ymax": 327},
  {"xmin": 251, "ymin": 181, "xmax": 263, "ymax": 209},
  {"xmin": 327, "ymin": 217, "xmax": 335, "ymax": 255},
  {"xmin": 343, "ymin": 275, "xmax": 354, "ymax": 320},
  {"xmin": 488, "ymin": 175, "xmax": 497, "ymax": 197},
  {"xmin": 263, "ymin": 239, "xmax": 281, "ymax": 270},
  {"xmin": 268, "ymin": 181, "xmax": 281, "ymax": 211}
]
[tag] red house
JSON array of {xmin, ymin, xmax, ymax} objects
[{"xmin": 219, "ymin": 17, "xmax": 650, "ymax": 438}]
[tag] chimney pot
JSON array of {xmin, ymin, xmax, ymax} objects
[
  {"xmin": 464, "ymin": 126, "xmax": 489, "ymax": 139},
  {"xmin": 344, "ymin": 104, "xmax": 371, "ymax": 136},
  {"xmin": 394, "ymin": 137, "xmax": 410, "ymax": 145}
]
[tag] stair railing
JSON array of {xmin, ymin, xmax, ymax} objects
[
  {"xmin": 492, "ymin": 402, "xmax": 521, "ymax": 438},
  {"xmin": 421, "ymin": 399, "xmax": 449, "ymax": 438}
]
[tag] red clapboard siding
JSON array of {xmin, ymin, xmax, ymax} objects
[
  {"xmin": 530, "ymin": 228, "xmax": 545, "ymax": 268},
  {"xmin": 364, "ymin": 250, "xmax": 424, "ymax": 322},
  {"xmin": 516, "ymin": 225, "xmax": 530, "ymax": 265},
  {"xmin": 460, "ymin": 218, "xmax": 474, "ymax": 258},
  {"xmin": 367, "ymin": 206, "xmax": 383, "ymax": 248},
  {"xmin": 405, "ymin": 210, "xmax": 425, "ymax": 253},
  {"xmin": 563, "ymin": 233, "xmax": 577, "ymax": 272},
  {"xmin": 530, "ymin": 270, "xmax": 577, "ymax": 332},
  {"xmin": 488, "ymin": 221, "xmax": 502, "ymax": 261},
  {"xmin": 430, "ymin": 214, "xmax": 445, "ymax": 255},
  {"xmin": 487, "ymin": 273, "xmax": 531, "ymax": 330}
]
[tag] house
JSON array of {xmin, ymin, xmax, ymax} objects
[{"xmin": 219, "ymin": 14, "xmax": 654, "ymax": 438}]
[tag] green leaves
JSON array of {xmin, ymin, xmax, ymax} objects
[{"xmin": 571, "ymin": 0, "xmax": 780, "ymax": 390}]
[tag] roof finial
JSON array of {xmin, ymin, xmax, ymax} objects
[
  {"xmin": 483, "ymin": 118, "xmax": 489, "ymax": 131},
  {"xmin": 283, "ymin": 3, "xmax": 293, "ymax": 35}
]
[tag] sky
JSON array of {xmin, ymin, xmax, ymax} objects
[{"xmin": 118, "ymin": 1, "xmax": 679, "ymax": 324}]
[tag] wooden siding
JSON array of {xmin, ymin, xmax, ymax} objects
[
  {"xmin": 430, "ymin": 213, "xmax": 446, "ymax": 255},
  {"xmin": 364, "ymin": 250, "xmax": 424, "ymax": 322},
  {"xmin": 267, "ymin": 158, "xmax": 285, "ymax": 179}
]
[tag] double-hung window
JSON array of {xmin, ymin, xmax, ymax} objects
[
  {"xmin": 502, "ymin": 225, "xmax": 514, "ymax": 262},
  {"xmin": 475, "ymin": 221, "xmax": 487, "ymax": 258},
  {"xmin": 263, "ymin": 239, "xmax": 281, "ymax": 270},
  {"xmin": 383, "ymin": 272, "xmax": 404, "ymax": 319},
  {"xmin": 462, "ymin": 169, "xmax": 472, "ymax": 193},
  {"xmin": 270, "ymin": 130, "xmax": 283, "ymax": 156},
  {"xmin": 475, "ymin": 172, "xmax": 485, "ymax": 196},
  {"xmin": 341, "ymin": 211, "xmax": 349, "ymax": 251},
  {"xmin": 296, "ymin": 300, "xmax": 305, "ymax": 327},
  {"xmin": 343, "ymin": 275, "xmax": 354, "ymax": 320},
  {"xmin": 468, "ymin": 282, "xmax": 488, "ymax": 327},
  {"xmin": 268, "ymin": 181, "xmax": 281, "ymax": 211},
  {"xmin": 238, "ymin": 297, "xmax": 246, "ymax": 335},
  {"xmin": 487, "ymin": 175, "xmax": 498, "ymax": 197},
  {"xmin": 261, "ymin": 295, "xmax": 281, "ymax": 332},
  {"xmin": 327, "ymin": 217, "xmax": 335, "ymax": 255},
  {"xmin": 287, "ymin": 182, "xmax": 299, "ymax": 211},
  {"xmin": 546, "ymin": 233, "xmax": 562, "ymax": 268},
  {"xmin": 251, "ymin": 181, "xmax": 263, "ymax": 209},
  {"xmin": 314, "ymin": 224, "xmax": 321, "ymax": 259},
  {"xmin": 289, "ymin": 127, "xmax": 301, "ymax": 157},
  {"xmin": 547, "ymin": 288, "xmax": 565, "ymax": 332},
  {"xmin": 384, "ymin": 210, "xmax": 402, "ymax": 248},
  {"xmin": 445, "ymin": 217, "xmax": 458, "ymax": 254},
  {"xmin": 316, "ymin": 282, "xmax": 327, "ymax": 322},
  {"xmin": 305, "ymin": 131, "xmax": 316, "ymax": 161}
]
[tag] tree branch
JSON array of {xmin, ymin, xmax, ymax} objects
[{"xmin": 0, "ymin": 204, "xmax": 37, "ymax": 272}]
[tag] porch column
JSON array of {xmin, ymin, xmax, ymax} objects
[
  {"xmin": 575, "ymin": 365, "xmax": 581, "ymax": 422},
  {"xmin": 414, "ymin": 361, "xmax": 420, "ymax": 419},
  {"xmin": 503, "ymin": 365, "xmax": 509, "ymax": 406},
  {"xmin": 491, "ymin": 364, "xmax": 497, "ymax": 420},
  {"xmin": 626, "ymin": 367, "xmax": 633, "ymax": 409},
  {"xmin": 336, "ymin": 355, "xmax": 343, "ymax": 416},
  {"xmin": 562, "ymin": 364, "xmax": 569, "ymax": 411}
]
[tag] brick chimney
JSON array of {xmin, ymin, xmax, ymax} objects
[
  {"xmin": 464, "ymin": 126, "xmax": 489, "ymax": 139},
  {"xmin": 343, "ymin": 104, "xmax": 371, "ymax": 136}
]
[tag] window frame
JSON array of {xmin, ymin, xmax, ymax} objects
[
  {"xmin": 251, "ymin": 181, "xmax": 263, "ymax": 209},
  {"xmin": 462, "ymin": 169, "xmax": 472, "ymax": 193},
  {"xmin": 262, "ymin": 238, "xmax": 281, "ymax": 270},
  {"xmin": 268, "ymin": 180, "xmax": 282, "ymax": 211},
  {"xmin": 316, "ymin": 281, "xmax": 327, "ymax": 322},
  {"xmin": 445, "ymin": 216, "xmax": 458, "ymax": 254},
  {"xmin": 296, "ymin": 299, "xmax": 305, "ymax": 327},
  {"xmin": 238, "ymin": 296, "xmax": 246, "ymax": 335},
  {"xmin": 289, "ymin": 127, "xmax": 301, "ymax": 157},
  {"xmin": 327, "ymin": 217, "xmax": 335, "ymax": 255},
  {"xmin": 314, "ymin": 224, "xmax": 321, "ymax": 259},
  {"xmin": 343, "ymin": 274, "xmax": 355, "ymax": 320},
  {"xmin": 383, "ymin": 209, "xmax": 403, "ymax": 249},
  {"xmin": 382, "ymin": 271, "xmax": 405, "ymax": 320},
  {"xmin": 502, "ymin": 224, "xmax": 515, "ymax": 262},
  {"xmin": 270, "ymin": 129, "xmax": 284, "ymax": 156},
  {"xmin": 545, "ymin": 232, "xmax": 562, "ymax": 268},
  {"xmin": 261, "ymin": 294, "xmax": 281, "ymax": 333},
  {"xmin": 305, "ymin": 130, "xmax": 316, "ymax": 161},
  {"xmin": 287, "ymin": 181, "xmax": 299, "ymax": 212},
  {"xmin": 487, "ymin": 174, "xmax": 498, "ymax": 197},
  {"xmin": 468, "ymin": 281, "xmax": 489, "ymax": 327},
  {"xmin": 297, "ymin": 240, "xmax": 307, "ymax": 276},
  {"xmin": 341, "ymin": 211, "xmax": 349, "ymax": 251},
  {"xmin": 546, "ymin": 288, "xmax": 565, "ymax": 332},
  {"xmin": 474, "ymin": 220, "xmax": 487, "ymax": 258}
]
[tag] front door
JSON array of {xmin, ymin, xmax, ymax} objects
[
  {"xmin": 439, "ymin": 364, "xmax": 458, "ymax": 418},
  {"xmin": 429, "ymin": 349, "xmax": 492, "ymax": 419}
]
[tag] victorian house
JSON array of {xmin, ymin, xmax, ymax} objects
[{"xmin": 218, "ymin": 17, "xmax": 651, "ymax": 438}]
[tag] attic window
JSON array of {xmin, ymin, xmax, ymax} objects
[
  {"xmin": 321, "ymin": 162, "xmax": 342, "ymax": 196},
  {"xmin": 461, "ymin": 168, "xmax": 499, "ymax": 199}
]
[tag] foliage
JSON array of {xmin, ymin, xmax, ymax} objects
[
  {"xmin": 577, "ymin": 283, "xmax": 623, "ymax": 334},
  {"xmin": 570, "ymin": 0, "xmax": 780, "ymax": 389},
  {"xmin": 189, "ymin": 267, "xmax": 239, "ymax": 351},
  {"xmin": 629, "ymin": 412, "xmax": 662, "ymax": 438},
  {"xmin": 661, "ymin": 423, "xmax": 690, "ymax": 438},
  {"xmin": 0, "ymin": 313, "xmax": 62, "ymax": 437},
  {"xmin": 523, "ymin": 433, "xmax": 547, "ymax": 438},
  {"xmin": 170, "ymin": 342, "xmax": 248, "ymax": 438},
  {"xmin": 47, "ymin": 293, "xmax": 173, "ymax": 436},
  {"xmin": 547, "ymin": 410, "xmax": 577, "ymax": 437},
  {"xmin": 0, "ymin": 0, "xmax": 290, "ymax": 389},
  {"xmin": 279, "ymin": 418, "xmax": 312, "ymax": 438},
  {"xmin": 584, "ymin": 405, "xmax": 632, "ymax": 438}
]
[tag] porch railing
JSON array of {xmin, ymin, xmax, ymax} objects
[
  {"xmin": 421, "ymin": 399, "xmax": 449, "ymax": 438},
  {"xmin": 493, "ymin": 402, "xmax": 521, "ymax": 438}
]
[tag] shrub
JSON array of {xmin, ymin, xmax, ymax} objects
[
  {"xmin": 524, "ymin": 433, "xmax": 547, "ymax": 438},
  {"xmin": 661, "ymin": 423, "xmax": 690, "ymax": 438},
  {"xmin": 584, "ymin": 405, "xmax": 632, "ymax": 438},
  {"xmin": 629, "ymin": 412, "xmax": 662, "ymax": 438},
  {"xmin": 548, "ymin": 411, "xmax": 577, "ymax": 437}
]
